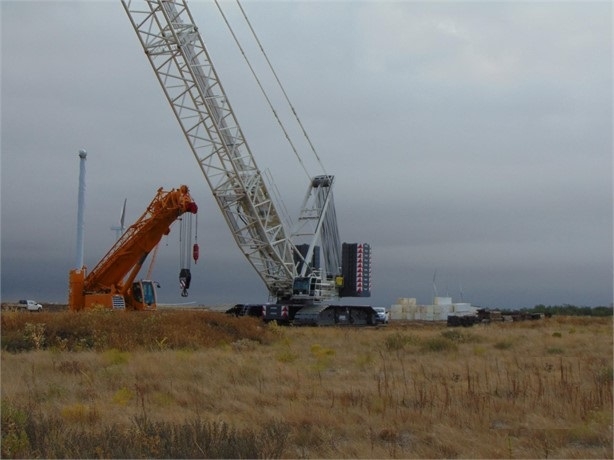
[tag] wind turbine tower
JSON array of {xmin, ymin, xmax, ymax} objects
[{"xmin": 75, "ymin": 149, "xmax": 87, "ymax": 269}]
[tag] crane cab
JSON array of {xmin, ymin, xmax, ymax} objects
[
  {"xmin": 292, "ymin": 273, "xmax": 337, "ymax": 302},
  {"xmin": 130, "ymin": 280, "xmax": 158, "ymax": 310}
]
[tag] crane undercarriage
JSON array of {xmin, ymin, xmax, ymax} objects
[{"xmin": 227, "ymin": 303, "xmax": 381, "ymax": 327}]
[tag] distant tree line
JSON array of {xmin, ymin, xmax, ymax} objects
[{"xmin": 528, "ymin": 304, "xmax": 613, "ymax": 317}]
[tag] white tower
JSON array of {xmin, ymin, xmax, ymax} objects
[{"xmin": 75, "ymin": 149, "xmax": 87, "ymax": 269}]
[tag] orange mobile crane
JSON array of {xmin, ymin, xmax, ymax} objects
[{"xmin": 68, "ymin": 185, "xmax": 198, "ymax": 311}]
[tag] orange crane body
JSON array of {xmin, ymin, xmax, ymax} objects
[{"xmin": 68, "ymin": 185, "xmax": 198, "ymax": 311}]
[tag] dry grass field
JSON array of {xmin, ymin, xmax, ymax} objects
[{"xmin": 1, "ymin": 309, "xmax": 612, "ymax": 458}]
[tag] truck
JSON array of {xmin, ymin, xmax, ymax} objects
[
  {"xmin": 68, "ymin": 185, "xmax": 198, "ymax": 311},
  {"xmin": 4, "ymin": 300, "xmax": 43, "ymax": 312},
  {"xmin": 122, "ymin": 0, "xmax": 375, "ymax": 325}
]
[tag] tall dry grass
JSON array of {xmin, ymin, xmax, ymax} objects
[{"xmin": 1, "ymin": 311, "xmax": 612, "ymax": 458}]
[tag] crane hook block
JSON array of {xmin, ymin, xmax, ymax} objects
[
  {"xmin": 179, "ymin": 268, "xmax": 192, "ymax": 297},
  {"xmin": 193, "ymin": 243, "xmax": 200, "ymax": 263}
]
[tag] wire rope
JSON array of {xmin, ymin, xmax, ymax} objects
[
  {"xmin": 179, "ymin": 214, "xmax": 193, "ymax": 271},
  {"xmin": 235, "ymin": 0, "xmax": 327, "ymax": 176},
  {"xmin": 213, "ymin": 0, "xmax": 316, "ymax": 180}
]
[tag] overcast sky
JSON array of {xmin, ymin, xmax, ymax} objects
[{"xmin": 1, "ymin": 0, "xmax": 612, "ymax": 309}]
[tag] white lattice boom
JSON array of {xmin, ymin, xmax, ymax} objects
[{"xmin": 122, "ymin": 0, "xmax": 298, "ymax": 298}]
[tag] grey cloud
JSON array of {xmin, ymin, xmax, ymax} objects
[{"xmin": 2, "ymin": 1, "xmax": 611, "ymax": 308}]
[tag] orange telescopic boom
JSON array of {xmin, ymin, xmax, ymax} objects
[{"xmin": 68, "ymin": 185, "xmax": 197, "ymax": 311}]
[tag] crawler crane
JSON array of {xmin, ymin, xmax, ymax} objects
[
  {"xmin": 122, "ymin": 1, "xmax": 374, "ymax": 324},
  {"xmin": 68, "ymin": 185, "xmax": 198, "ymax": 311}
]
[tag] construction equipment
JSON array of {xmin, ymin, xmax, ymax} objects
[
  {"xmin": 68, "ymin": 185, "xmax": 198, "ymax": 311},
  {"xmin": 122, "ymin": 1, "xmax": 373, "ymax": 324}
]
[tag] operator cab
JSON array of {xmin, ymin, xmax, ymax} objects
[
  {"xmin": 292, "ymin": 276, "xmax": 314, "ymax": 297},
  {"xmin": 132, "ymin": 280, "xmax": 158, "ymax": 309},
  {"xmin": 292, "ymin": 272, "xmax": 337, "ymax": 302}
]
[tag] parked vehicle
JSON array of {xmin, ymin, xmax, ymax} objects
[
  {"xmin": 8, "ymin": 300, "xmax": 43, "ymax": 312},
  {"xmin": 374, "ymin": 307, "xmax": 389, "ymax": 324}
]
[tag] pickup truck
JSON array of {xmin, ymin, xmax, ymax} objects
[{"xmin": 10, "ymin": 299, "xmax": 43, "ymax": 312}]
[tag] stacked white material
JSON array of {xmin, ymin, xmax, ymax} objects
[
  {"xmin": 397, "ymin": 297, "xmax": 417, "ymax": 306},
  {"xmin": 434, "ymin": 297, "xmax": 453, "ymax": 306},
  {"xmin": 389, "ymin": 298, "xmax": 417, "ymax": 320},
  {"xmin": 453, "ymin": 303, "xmax": 472, "ymax": 311},
  {"xmin": 389, "ymin": 298, "xmax": 476, "ymax": 321},
  {"xmin": 433, "ymin": 304, "xmax": 453, "ymax": 321},
  {"xmin": 390, "ymin": 304, "xmax": 406, "ymax": 320},
  {"xmin": 453, "ymin": 303, "xmax": 476, "ymax": 315}
]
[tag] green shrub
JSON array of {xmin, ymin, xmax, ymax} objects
[
  {"xmin": 421, "ymin": 337, "xmax": 458, "ymax": 353},
  {"xmin": 384, "ymin": 332, "xmax": 416, "ymax": 351},
  {"xmin": 441, "ymin": 330, "xmax": 483, "ymax": 343},
  {"xmin": 1, "ymin": 401, "xmax": 30, "ymax": 458},
  {"xmin": 112, "ymin": 387, "xmax": 134, "ymax": 406},
  {"xmin": 5, "ymin": 412, "xmax": 288, "ymax": 459},
  {"xmin": 494, "ymin": 341, "xmax": 513, "ymax": 350},
  {"xmin": 103, "ymin": 348, "xmax": 130, "ymax": 366},
  {"xmin": 276, "ymin": 348, "xmax": 298, "ymax": 363}
]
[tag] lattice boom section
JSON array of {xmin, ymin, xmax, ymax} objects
[{"xmin": 122, "ymin": 0, "xmax": 296, "ymax": 296}]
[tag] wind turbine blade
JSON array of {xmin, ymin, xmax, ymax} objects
[{"xmin": 120, "ymin": 198, "xmax": 127, "ymax": 230}]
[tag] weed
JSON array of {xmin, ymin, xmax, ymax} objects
[
  {"xmin": 1, "ymin": 311, "xmax": 275, "ymax": 352},
  {"xmin": 151, "ymin": 391, "xmax": 174, "ymax": 408},
  {"xmin": 232, "ymin": 338, "xmax": 258, "ymax": 352},
  {"xmin": 174, "ymin": 348, "xmax": 194, "ymax": 361},
  {"xmin": 594, "ymin": 366, "xmax": 613, "ymax": 385},
  {"xmin": 113, "ymin": 387, "xmax": 134, "ymax": 406},
  {"xmin": 473, "ymin": 345, "xmax": 487, "ymax": 356},
  {"xmin": 276, "ymin": 348, "xmax": 298, "ymax": 363},
  {"xmin": 45, "ymin": 383, "xmax": 68, "ymax": 400},
  {"xmin": 267, "ymin": 320, "xmax": 285, "ymax": 338},
  {"xmin": 384, "ymin": 332, "xmax": 406, "ymax": 351},
  {"xmin": 547, "ymin": 347, "xmax": 564, "ymax": 354},
  {"xmin": 1, "ymin": 314, "xmax": 611, "ymax": 458},
  {"xmin": 384, "ymin": 332, "xmax": 416, "ymax": 351},
  {"xmin": 355, "ymin": 351, "xmax": 374, "ymax": 370},
  {"xmin": 421, "ymin": 337, "xmax": 458, "ymax": 353},
  {"xmin": 103, "ymin": 348, "xmax": 130, "ymax": 366},
  {"xmin": 57, "ymin": 359, "xmax": 86, "ymax": 374},
  {"xmin": 1, "ymin": 401, "xmax": 30, "ymax": 458},
  {"xmin": 311, "ymin": 344, "xmax": 335, "ymax": 375},
  {"xmin": 60, "ymin": 403, "xmax": 100, "ymax": 424},
  {"xmin": 494, "ymin": 340, "xmax": 513, "ymax": 350},
  {"xmin": 154, "ymin": 337, "xmax": 168, "ymax": 350},
  {"xmin": 24, "ymin": 323, "xmax": 46, "ymax": 350}
]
